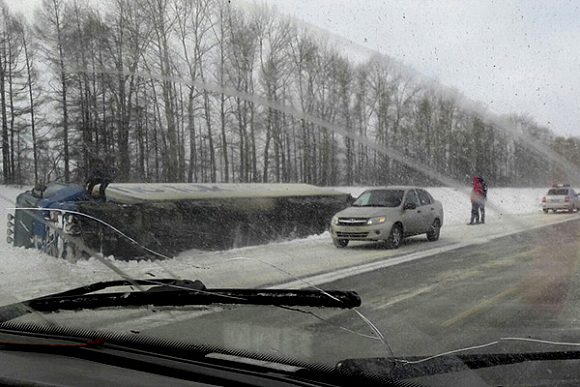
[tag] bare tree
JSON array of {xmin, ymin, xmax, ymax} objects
[
  {"xmin": 35, "ymin": 0, "xmax": 71, "ymax": 182},
  {"xmin": 20, "ymin": 17, "xmax": 41, "ymax": 184}
]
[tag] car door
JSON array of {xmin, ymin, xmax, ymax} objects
[
  {"xmin": 402, "ymin": 189, "xmax": 422, "ymax": 235},
  {"xmin": 417, "ymin": 189, "xmax": 436, "ymax": 232}
]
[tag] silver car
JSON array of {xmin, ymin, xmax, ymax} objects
[
  {"xmin": 542, "ymin": 185, "xmax": 580, "ymax": 213},
  {"xmin": 330, "ymin": 187, "xmax": 444, "ymax": 249}
]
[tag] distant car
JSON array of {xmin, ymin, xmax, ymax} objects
[
  {"xmin": 542, "ymin": 184, "xmax": 580, "ymax": 213},
  {"xmin": 330, "ymin": 187, "xmax": 444, "ymax": 249}
]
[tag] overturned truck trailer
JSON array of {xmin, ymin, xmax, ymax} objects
[{"xmin": 8, "ymin": 183, "xmax": 351, "ymax": 260}]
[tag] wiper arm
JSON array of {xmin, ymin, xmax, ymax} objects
[
  {"xmin": 0, "ymin": 279, "xmax": 361, "ymax": 323},
  {"xmin": 337, "ymin": 350, "xmax": 580, "ymax": 380}
]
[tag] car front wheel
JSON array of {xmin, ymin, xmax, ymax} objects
[
  {"xmin": 426, "ymin": 219, "xmax": 441, "ymax": 242},
  {"xmin": 385, "ymin": 224, "xmax": 403, "ymax": 249},
  {"xmin": 333, "ymin": 238, "xmax": 349, "ymax": 248}
]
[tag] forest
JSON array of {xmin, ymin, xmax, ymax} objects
[{"xmin": 0, "ymin": 0, "xmax": 578, "ymax": 188}]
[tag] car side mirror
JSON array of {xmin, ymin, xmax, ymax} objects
[{"xmin": 403, "ymin": 202, "xmax": 417, "ymax": 210}]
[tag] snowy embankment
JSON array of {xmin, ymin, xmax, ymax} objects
[
  {"xmin": 0, "ymin": 185, "xmax": 547, "ymax": 302},
  {"xmin": 334, "ymin": 186, "xmax": 546, "ymax": 225}
]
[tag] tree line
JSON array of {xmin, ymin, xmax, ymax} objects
[{"xmin": 0, "ymin": 0, "xmax": 577, "ymax": 188}]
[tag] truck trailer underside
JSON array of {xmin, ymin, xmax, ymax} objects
[{"xmin": 8, "ymin": 183, "xmax": 351, "ymax": 260}]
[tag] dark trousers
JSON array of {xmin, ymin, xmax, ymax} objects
[
  {"xmin": 471, "ymin": 203, "xmax": 485, "ymax": 224},
  {"xmin": 87, "ymin": 179, "xmax": 110, "ymax": 199}
]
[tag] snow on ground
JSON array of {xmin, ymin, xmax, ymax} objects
[
  {"xmin": 333, "ymin": 186, "xmax": 546, "ymax": 225},
  {"xmin": 0, "ymin": 184, "xmax": 548, "ymax": 303}
]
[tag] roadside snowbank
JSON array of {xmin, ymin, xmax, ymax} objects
[{"xmin": 333, "ymin": 186, "xmax": 545, "ymax": 225}]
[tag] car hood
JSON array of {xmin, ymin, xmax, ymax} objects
[{"xmin": 334, "ymin": 206, "xmax": 400, "ymax": 218}]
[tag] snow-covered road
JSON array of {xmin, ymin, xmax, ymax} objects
[{"xmin": 0, "ymin": 185, "xmax": 565, "ymax": 304}]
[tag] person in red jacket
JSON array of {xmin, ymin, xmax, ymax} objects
[{"xmin": 470, "ymin": 175, "xmax": 486, "ymax": 224}]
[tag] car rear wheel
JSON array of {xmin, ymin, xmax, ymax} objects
[
  {"xmin": 426, "ymin": 219, "xmax": 441, "ymax": 242},
  {"xmin": 543, "ymin": 209, "xmax": 548, "ymax": 213},
  {"xmin": 385, "ymin": 224, "xmax": 403, "ymax": 249},
  {"xmin": 333, "ymin": 238, "xmax": 349, "ymax": 248}
]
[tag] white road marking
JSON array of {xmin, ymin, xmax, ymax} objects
[
  {"xmin": 80, "ymin": 215, "xmax": 577, "ymax": 333},
  {"xmin": 271, "ymin": 215, "xmax": 578, "ymax": 289}
]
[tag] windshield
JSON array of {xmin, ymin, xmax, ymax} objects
[
  {"xmin": 352, "ymin": 189, "xmax": 405, "ymax": 207},
  {"xmin": 2, "ymin": 0, "xmax": 580, "ymax": 386}
]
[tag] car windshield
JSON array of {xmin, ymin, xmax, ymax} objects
[
  {"xmin": 352, "ymin": 189, "xmax": 405, "ymax": 207},
  {"xmin": 2, "ymin": 1, "xmax": 580, "ymax": 386}
]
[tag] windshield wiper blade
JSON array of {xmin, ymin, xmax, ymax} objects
[
  {"xmin": 0, "ymin": 279, "xmax": 361, "ymax": 322},
  {"xmin": 337, "ymin": 350, "xmax": 580, "ymax": 380}
]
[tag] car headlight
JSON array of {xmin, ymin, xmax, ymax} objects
[
  {"xmin": 367, "ymin": 217, "xmax": 386, "ymax": 225},
  {"xmin": 331, "ymin": 216, "xmax": 338, "ymax": 225}
]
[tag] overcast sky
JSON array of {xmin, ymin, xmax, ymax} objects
[
  {"xmin": 260, "ymin": 0, "xmax": 580, "ymax": 137},
  {"xmin": 7, "ymin": 0, "xmax": 580, "ymax": 137}
]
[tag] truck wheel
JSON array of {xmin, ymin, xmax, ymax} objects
[
  {"xmin": 333, "ymin": 239, "xmax": 349, "ymax": 248},
  {"xmin": 426, "ymin": 219, "xmax": 441, "ymax": 242},
  {"xmin": 385, "ymin": 224, "xmax": 403, "ymax": 249},
  {"xmin": 543, "ymin": 209, "xmax": 548, "ymax": 213}
]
